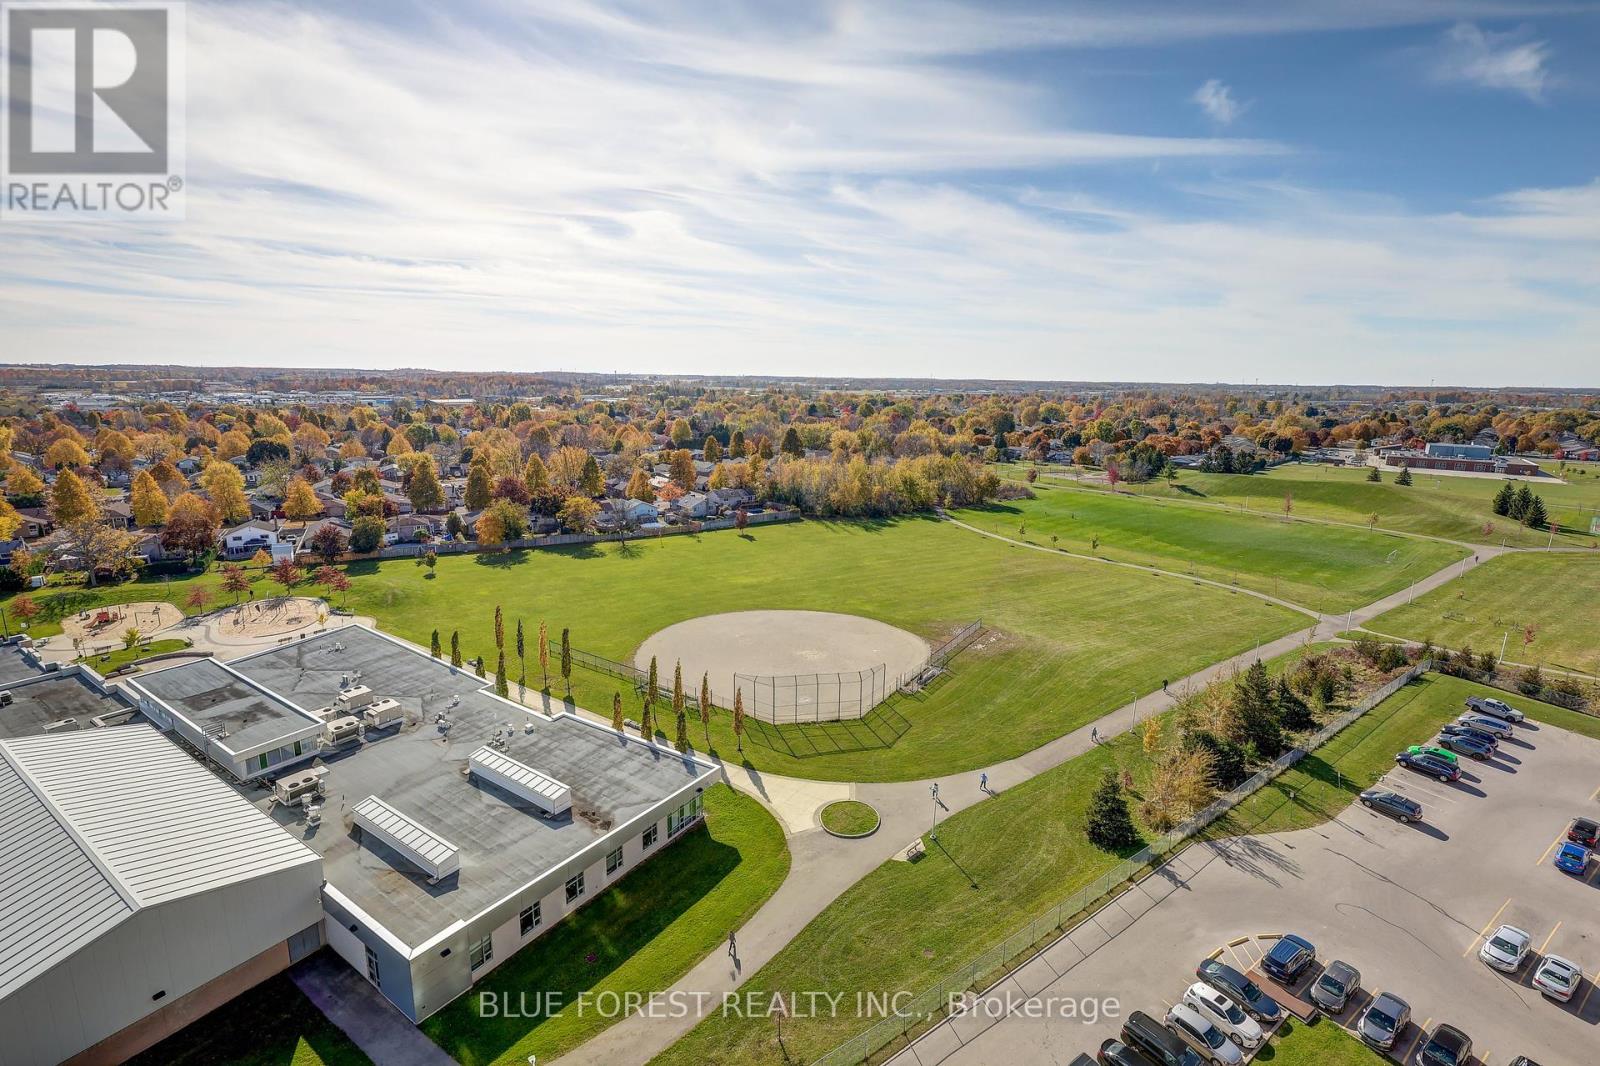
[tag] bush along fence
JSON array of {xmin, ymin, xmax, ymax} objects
[{"xmin": 810, "ymin": 659, "xmax": 1432, "ymax": 1066}]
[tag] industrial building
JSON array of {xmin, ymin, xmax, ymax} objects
[{"xmin": 1381, "ymin": 441, "xmax": 1541, "ymax": 476}]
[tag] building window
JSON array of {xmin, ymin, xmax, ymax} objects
[
  {"xmin": 668, "ymin": 794, "xmax": 704, "ymax": 837},
  {"xmin": 292, "ymin": 739, "xmax": 303, "ymax": 757},
  {"xmin": 520, "ymin": 902, "xmax": 541, "ymax": 935},
  {"xmin": 607, "ymin": 847, "xmax": 623, "ymax": 875},
  {"xmin": 469, "ymin": 935, "xmax": 493, "ymax": 971},
  {"xmin": 257, "ymin": 753, "xmax": 270, "ymax": 772},
  {"xmin": 364, "ymin": 945, "xmax": 380, "ymax": 985},
  {"xmin": 642, "ymin": 823, "xmax": 658, "ymax": 849},
  {"xmin": 565, "ymin": 872, "xmax": 585, "ymax": 902}
]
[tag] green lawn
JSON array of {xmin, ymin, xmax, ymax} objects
[
  {"xmin": 953, "ymin": 483, "xmax": 1467, "ymax": 614},
  {"xmin": 1257, "ymin": 1016, "xmax": 1387, "ymax": 1065},
  {"xmin": 1362, "ymin": 552, "xmax": 1600, "ymax": 675},
  {"xmin": 80, "ymin": 636, "xmax": 190, "ymax": 672},
  {"xmin": 341, "ymin": 516, "xmax": 1304, "ymax": 782},
  {"xmin": 126, "ymin": 973, "xmax": 371, "ymax": 1066},
  {"xmin": 1008, "ymin": 461, "xmax": 1600, "ymax": 548},
  {"xmin": 422, "ymin": 784, "xmax": 789, "ymax": 1066},
  {"xmin": 819, "ymin": 799, "xmax": 880, "ymax": 836},
  {"xmin": 1, "ymin": 567, "xmax": 262, "ymax": 638}
]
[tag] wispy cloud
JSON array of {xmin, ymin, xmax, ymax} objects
[
  {"xmin": 1430, "ymin": 22, "xmax": 1552, "ymax": 99},
  {"xmin": 1192, "ymin": 79, "xmax": 1245, "ymax": 124}
]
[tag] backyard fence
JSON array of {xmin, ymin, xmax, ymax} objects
[
  {"xmin": 736, "ymin": 664, "xmax": 888, "ymax": 725},
  {"xmin": 810, "ymin": 659, "xmax": 1432, "ymax": 1066}
]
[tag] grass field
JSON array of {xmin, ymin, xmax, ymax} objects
[
  {"xmin": 1362, "ymin": 552, "xmax": 1600, "ymax": 675},
  {"xmin": 819, "ymin": 799, "xmax": 880, "ymax": 836},
  {"xmin": 422, "ymin": 784, "xmax": 788, "ymax": 1066},
  {"xmin": 1008, "ymin": 461, "xmax": 1600, "ymax": 548},
  {"xmin": 338, "ymin": 516, "xmax": 1304, "ymax": 781},
  {"xmin": 952, "ymin": 483, "xmax": 1467, "ymax": 614},
  {"xmin": 79, "ymin": 636, "xmax": 190, "ymax": 672},
  {"xmin": 1257, "ymin": 1016, "xmax": 1387, "ymax": 1064},
  {"xmin": 126, "ymin": 973, "xmax": 371, "ymax": 1066}
]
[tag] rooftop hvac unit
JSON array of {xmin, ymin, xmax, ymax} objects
[
  {"xmin": 273, "ymin": 764, "xmax": 330, "ymax": 805},
  {"xmin": 363, "ymin": 698, "xmax": 403, "ymax": 729},
  {"xmin": 322, "ymin": 715, "xmax": 363, "ymax": 746},
  {"xmin": 468, "ymin": 746, "xmax": 572, "ymax": 816},
  {"xmin": 352, "ymin": 795, "xmax": 459, "ymax": 883},
  {"xmin": 336, "ymin": 684, "xmax": 373, "ymax": 707}
]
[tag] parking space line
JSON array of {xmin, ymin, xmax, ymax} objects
[
  {"xmin": 1535, "ymin": 832, "xmax": 1567, "ymax": 867},
  {"xmin": 1402, "ymin": 1017, "xmax": 1431, "ymax": 1062},
  {"xmin": 1580, "ymin": 967, "xmax": 1600, "ymax": 1014},
  {"xmin": 1464, "ymin": 899, "xmax": 1513, "ymax": 956},
  {"xmin": 1589, "ymin": 782, "xmax": 1600, "ymax": 802},
  {"xmin": 1537, "ymin": 922, "xmax": 1563, "ymax": 956}
]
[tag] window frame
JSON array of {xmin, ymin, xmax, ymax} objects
[{"xmin": 565, "ymin": 872, "xmax": 585, "ymax": 902}]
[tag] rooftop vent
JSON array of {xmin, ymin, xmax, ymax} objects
[
  {"xmin": 468, "ymin": 746, "xmax": 572, "ymax": 816},
  {"xmin": 352, "ymin": 795, "xmax": 459, "ymax": 883}
]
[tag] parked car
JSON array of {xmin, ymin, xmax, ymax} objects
[
  {"xmin": 1467, "ymin": 695, "xmax": 1525, "ymax": 723},
  {"xmin": 1508, "ymin": 1057, "xmax": 1545, "ymax": 1065},
  {"xmin": 1555, "ymin": 842, "xmax": 1591, "ymax": 876},
  {"xmin": 1405, "ymin": 744, "xmax": 1458, "ymax": 765},
  {"xmin": 1439, "ymin": 722, "xmax": 1499, "ymax": 749},
  {"xmin": 1195, "ymin": 959, "xmax": 1283, "ymax": 1024},
  {"xmin": 1261, "ymin": 934, "xmax": 1316, "ymax": 984},
  {"xmin": 1419, "ymin": 1022, "xmax": 1473, "ymax": 1066},
  {"xmin": 1164, "ymin": 1004, "xmax": 1242, "ymax": 1065},
  {"xmin": 1359, "ymin": 789, "xmax": 1423, "ymax": 822},
  {"xmin": 1310, "ymin": 960, "xmax": 1360, "ymax": 1013},
  {"xmin": 1533, "ymin": 955, "xmax": 1583, "ymax": 1002},
  {"xmin": 1568, "ymin": 816, "xmax": 1599, "ymax": 847},
  {"xmin": 1457, "ymin": 713, "xmax": 1513, "ymax": 738},
  {"xmin": 1122, "ymin": 1010, "xmax": 1204, "ymax": 1066},
  {"xmin": 1357, "ymin": 991, "xmax": 1411, "ymax": 1050},
  {"xmin": 1098, "ymin": 1039, "xmax": 1157, "ymax": 1066},
  {"xmin": 1434, "ymin": 732, "xmax": 1494, "ymax": 760},
  {"xmin": 1181, "ymin": 982, "xmax": 1263, "ymax": 1050},
  {"xmin": 1395, "ymin": 750, "xmax": 1462, "ymax": 782},
  {"xmin": 1068, "ymin": 1055, "xmax": 1099, "ymax": 1066},
  {"xmin": 1480, "ymin": 924, "xmax": 1532, "ymax": 972}
]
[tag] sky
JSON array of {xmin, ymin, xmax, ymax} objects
[{"xmin": 1, "ymin": 0, "xmax": 1598, "ymax": 386}]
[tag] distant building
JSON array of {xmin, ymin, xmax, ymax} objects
[
  {"xmin": 1556, "ymin": 434, "xmax": 1598, "ymax": 461},
  {"xmin": 1382, "ymin": 442, "xmax": 1539, "ymax": 476}
]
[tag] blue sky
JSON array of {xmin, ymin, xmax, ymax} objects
[{"xmin": 2, "ymin": 0, "xmax": 1597, "ymax": 384}]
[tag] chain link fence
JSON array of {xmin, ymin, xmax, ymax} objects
[
  {"xmin": 811, "ymin": 660, "xmax": 1432, "ymax": 1066},
  {"xmin": 736, "ymin": 664, "xmax": 887, "ymax": 724}
]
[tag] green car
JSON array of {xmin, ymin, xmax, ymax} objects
[{"xmin": 1406, "ymin": 744, "xmax": 1458, "ymax": 766}]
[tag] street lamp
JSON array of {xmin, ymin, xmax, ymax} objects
[{"xmin": 930, "ymin": 782, "xmax": 941, "ymax": 841}]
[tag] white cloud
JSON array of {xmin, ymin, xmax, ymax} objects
[
  {"xmin": 1192, "ymin": 79, "xmax": 1245, "ymax": 124},
  {"xmin": 1430, "ymin": 22, "xmax": 1552, "ymax": 99}
]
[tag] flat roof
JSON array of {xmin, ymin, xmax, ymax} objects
[
  {"xmin": 0, "ymin": 643, "xmax": 45, "ymax": 688},
  {"xmin": 131, "ymin": 658, "xmax": 320, "ymax": 756},
  {"xmin": 0, "ymin": 672, "xmax": 137, "ymax": 741},
  {"xmin": 226, "ymin": 626, "xmax": 716, "ymax": 947}
]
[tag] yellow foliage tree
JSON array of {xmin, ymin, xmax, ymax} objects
[
  {"xmin": 129, "ymin": 469, "xmax": 169, "ymax": 527},
  {"xmin": 282, "ymin": 477, "xmax": 323, "ymax": 520},
  {"xmin": 199, "ymin": 460, "xmax": 250, "ymax": 523},
  {"xmin": 49, "ymin": 468, "xmax": 100, "ymax": 525}
]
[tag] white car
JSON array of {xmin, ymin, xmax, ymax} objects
[
  {"xmin": 1165, "ymin": 1002, "xmax": 1244, "ymax": 1065},
  {"xmin": 1472, "ymin": 695, "xmax": 1525, "ymax": 723},
  {"xmin": 1182, "ymin": 981, "xmax": 1264, "ymax": 1049},
  {"xmin": 1533, "ymin": 954, "xmax": 1583, "ymax": 1001},
  {"xmin": 1480, "ymin": 924, "xmax": 1531, "ymax": 972}
]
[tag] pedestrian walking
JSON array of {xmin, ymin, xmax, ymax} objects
[
  {"xmin": 979, "ymin": 771, "xmax": 988, "ymax": 793},
  {"xmin": 727, "ymin": 931, "xmax": 737, "ymax": 958},
  {"xmin": 1161, "ymin": 679, "xmax": 1168, "ymax": 693},
  {"xmin": 1090, "ymin": 726, "xmax": 1100, "ymax": 744}
]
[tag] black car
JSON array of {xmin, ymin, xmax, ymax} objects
[
  {"xmin": 1507, "ymin": 1057, "xmax": 1543, "ymax": 1066},
  {"xmin": 1359, "ymin": 789, "xmax": 1423, "ymax": 822},
  {"xmin": 1569, "ymin": 817, "xmax": 1600, "ymax": 847},
  {"xmin": 1395, "ymin": 750, "xmax": 1461, "ymax": 782},
  {"xmin": 1310, "ymin": 959, "xmax": 1360, "ymax": 1012},
  {"xmin": 1068, "ymin": 1054, "xmax": 1099, "ymax": 1066},
  {"xmin": 1419, "ymin": 1023, "xmax": 1472, "ymax": 1066},
  {"xmin": 1120, "ymin": 1011, "xmax": 1202, "ymax": 1066},
  {"xmin": 1435, "ymin": 732, "xmax": 1494, "ymax": 760},
  {"xmin": 1195, "ymin": 958, "xmax": 1283, "ymax": 1023},
  {"xmin": 1439, "ymin": 722, "xmax": 1499, "ymax": 749},
  {"xmin": 1098, "ymin": 1040, "xmax": 1156, "ymax": 1066},
  {"xmin": 1262, "ymin": 934, "xmax": 1316, "ymax": 984}
]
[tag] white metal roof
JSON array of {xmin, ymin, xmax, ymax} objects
[
  {"xmin": 469, "ymin": 746, "xmax": 572, "ymax": 811},
  {"xmin": 352, "ymin": 795, "xmax": 458, "ymax": 875},
  {"xmin": 0, "ymin": 725, "xmax": 319, "ymax": 909}
]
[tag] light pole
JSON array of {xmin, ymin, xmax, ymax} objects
[{"xmin": 930, "ymin": 782, "xmax": 941, "ymax": 841}]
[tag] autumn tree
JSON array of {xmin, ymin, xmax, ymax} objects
[
  {"xmin": 538, "ymin": 620, "xmax": 550, "ymax": 687},
  {"xmin": 672, "ymin": 661, "xmax": 689, "ymax": 752},
  {"xmin": 269, "ymin": 558, "xmax": 303, "ymax": 595},
  {"xmin": 184, "ymin": 585, "xmax": 213, "ymax": 613},
  {"xmin": 612, "ymin": 691, "xmax": 625, "ymax": 732},
  {"xmin": 309, "ymin": 523, "xmax": 347, "ymax": 562},
  {"xmin": 280, "ymin": 476, "xmax": 321, "ymax": 520},
  {"xmin": 626, "ymin": 468, "xmax": 655, "ymax": 502},
  {"xmin": 557, "ymin": 495, "xmax": 599, "ymax": 534},
  {"xmin": 700, "ymin": 672, "xmax": 712, "ymax": 747},
  {"xmin": 49, "ymin": 468, "xmax": 99, "ymax": 525},
  {"xmin": 1141, "ymin": 747, "xmax": 1216, "ymax": 833},
  {"xmin": 668, "ymin": 449, "xmax": 696, "ymax": 491},
  {"xmin": 5, "ymin": 465, "xmax": 46, "ymax": 504},
  {"xmin": 197, "ymin": 461, "xmax": 249, "ymax": 523},
  {"xmin": 733, "ymin": 688, "xmax": 746, "ymax": 752},
  {"xmin": 560, "ymin": 626, "xmax": 572, "ymax": 695},
  {"xmin": 220, "ymin": 563, "xmax": 251, "ymax": 602},
  {"xmin": 44, "ymin": 437, "xmax": 92, "ymax": 471},
  {"xmin": 130, "ymin": 469, "xmax": 169, "ymax": 527},
  {"xmin": 407, "ymin": 454, "xmax": 445, "ymax": 512},
  {"xmin": 160, "ymin": 492, "xmax": 221, "ymax": 565}
]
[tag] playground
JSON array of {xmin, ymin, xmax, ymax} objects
[
  {"xmin": 205, "ymin": 596, "xmax": 329, "ymax": 644},
  {"xmin": 60, "ymin": 601, "xmax": 183, "ymax": 645}
]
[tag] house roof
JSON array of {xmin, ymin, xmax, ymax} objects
[{"xmin": 0, "ymin": 725, "xmax": 318, "ymax": 998}]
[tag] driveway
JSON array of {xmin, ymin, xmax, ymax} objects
[{"xmin": 902, "ymin": 717, "xmax": 1600, "ymax": 1066}]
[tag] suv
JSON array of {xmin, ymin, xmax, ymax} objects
[
  {"xmin": 1435, "ymin": 732, "xmax": 1494, "ymax": 760},
  {"xmin": 1164, "ymin": 1004, "xmax": 1241, "ymax": 1065},
  {"xmin": 1568, "ymin": 817, "xmax": 1599, "ymax": 847},
  {"xmin": 1457, "ymin": 712, "xmax": 1513, "ymax": 738},
  {"xmin": 1261, "ymin": 934, "xmax": 1316, "ymax": 984},
  {"xmin": 1419, "ymin": 1022, "xmax": 1473, "ymax": 1066},
  {"xmin": 1466, "ymin": 695, "xmax": 1524, "ymax": 723},
  {"xmin": 1357, "ymin": 991, "xmax": 1411, "ymax": 1050},
  {"xmin": 1195, "ymin": 959, "xmax": 1282, "ymax": 1024},
  {"xmin": 1098, "ymin": 1040, "xmax": 1156, "ymax": 1066},
  {"xmin": 1181, "ymin": 982, "xmax": 1263, "ymax": 1050},
  {"xmin": 1122, "ymin": 1010, "xmax": 1204, "ymax": 1066}
]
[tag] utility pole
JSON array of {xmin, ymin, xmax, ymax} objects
[{"xmin": 930, "ymin": 782, "xmax": 941, "ymax": 841}]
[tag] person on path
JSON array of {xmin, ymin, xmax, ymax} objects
[
  {"xmin": 727, "ymin": 931, "xmax": 737, "ymax": 959},
  {"xmin": 979, "ymin": 771, "xmax": 988, "ymax": 793},
  {"xmin": 1091, "ymin": 726, "xmax": 1100, "ymax": 744}
]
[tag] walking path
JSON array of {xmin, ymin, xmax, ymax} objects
[
  {"xmin": 292, "ymin": 952, "xmax": 457, "ymax": 1066},
  {"xmin": 549, "ymin": 536, "xmax": 1509, "ymax": 1066}
]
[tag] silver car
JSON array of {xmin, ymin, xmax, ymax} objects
[
  {"xmin": 1358, "ymin": 991, "xmax": 1411, "ymax": 1050},
  {"xmin": 1165, "ymin": 1003, "xmax": 1243, "ymax": 1065}
]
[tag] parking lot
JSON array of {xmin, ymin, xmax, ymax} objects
[{"xmin": 902, "ymin": 714, "xmax": 1600, "ymax": 1066}]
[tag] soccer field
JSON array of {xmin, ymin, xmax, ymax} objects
[
  {"xmin": 952, "ymin": 483, "xmax": 1467, "ymax": 614},
  {"xmin": 342, "ymin": 516, "xmax": 1305, "ymax": 781}
]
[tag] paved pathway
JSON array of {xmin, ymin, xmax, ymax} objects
[
  {"xmin": 292, "ymin": 952, "xmax": 457, "ymax": 1066},
  {"xmin": 549, "ymin": 536, "xmax": 1511, "ymax": 1066}
]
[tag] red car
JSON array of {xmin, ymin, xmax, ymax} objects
[{"xmin": 1569, "ymin": 817, "xmax": 1599, "ymax": 848}]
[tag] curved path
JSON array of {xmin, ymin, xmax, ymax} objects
[{"xmin": 549, "ymin": 532, "xmax": 1512, "ymax": 1066}]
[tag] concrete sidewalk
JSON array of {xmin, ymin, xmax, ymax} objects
[{"xmin": 291, "ymin": 952, "xmax": 456, "ymax": 1066}]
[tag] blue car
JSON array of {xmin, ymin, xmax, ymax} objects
[
  {"xmin": 1262, "ymin": 933, "xmax": 1317, "ymax": 984},
  {"xmin": 1555, "ymin": 842, "xmax": 1591, "ymax": 876}
]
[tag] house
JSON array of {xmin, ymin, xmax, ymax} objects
[
  {"xmin": 671, "ymin": 492, "xmax": 712, "ymax": 519},
  {"xmin": 1220, "ymin": 435, "xmax": 1259, "ymax": 456},
  {"xmin": 389, "ymin": 514, "xmax": 437, "ymax": 543},
  {"xmin": 130, "ymin": 530, "xmax": 170, "ymax": 564},
  {"xmin": 293, "ymin": 518, "xmax": 353, "ymax": 558},
  {"xmin": 99, "ymin": 500, "xmax": 135, "ymax": 530},
  {"xmin": 220, "ymin": 520, "xmax": 287, "ymax": 560},
  {"xmin": 1557, "ymin": 434, "xmax": 1598, "ymax": 461},
  {"xmin": 315, "ymin": 492, "xmax": 348, "ymax": 518},
  {"xmin": 600, "ymin": 498, "xmax": 659, "ymax": 530},
  {"xmin": 14, "ymin": 509, "xmax": 53, "ymax": 540},
  {"xmin": 707, "ymin": 487, "xmax": 753, "ymax": 513}
]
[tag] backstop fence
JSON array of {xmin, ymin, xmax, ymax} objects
[
  {"xmin": 898, "ymin": 618, "xmax": 983, "ymax": 692},
  {"xmin": 736, "ymin": 664, "xmax": 888, "ymax": 725}
]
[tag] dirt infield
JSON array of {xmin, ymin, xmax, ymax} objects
[
  {"xmin": 633, "ymin": 610, "xmax": 929, "ymax": 721},
  {"xmin": 209, "ymin": 596, "xmax": 328, "ymax": 642},
  {"xmin": 60, "ymin": 601, "xmax": 182, "ymax": 643}
]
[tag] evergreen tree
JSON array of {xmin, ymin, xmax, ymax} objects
[
  {"xmin": 612, "ymin": 691, "xmax": 624, "ymax": 732},
  {"xmin": 1394, "ymin": 465, "xmax": 1413, "ymax": 486},
  {"xmin": 1085, "ymin": 770, "xmax": 1140, "ymax": 851},
  {"xmin": 1274, "ymin": 677, "xmax": 1316, "ymax": 732},
  {"xmin": 1234, "ymin": 661, "xmax": 1285, "ymax": 758},
  {"xmin": 465, "ymin": 458, "xmax": 493, "ymax": 511},
  {"xmin": 1510, "ymin": 484, "xmax": 1533, "ymax": 521},
  {"xmin": 430, "ymin": 629, "xmax": 441, "ymax": 657},
  {"xmin": 560, "ymin": 627, "xmax": 572, "ymax": 694},
  {"xmin": 1523, "ymin": 494, "xmax": 1548, "ymax": 529},
  {"xmin": 450, "ymin": 630, "xmax": 462, "ymax": 668},
  {"xmin": 1181, "ymin": 730, "xmax": 1249, "ymax": 790},
  {"xmin": 579, "ymin": 455, "xmax": 604, "ymax": 497},
  {"xmin": 648, "ymin": 656, "xmax": 659, "ymax": 701},
  {"xmin": 672, "ymin": 661, "xmax": 689, "ymax": 752},
  {"xmin": 639, "ymin": 694, "xmax": 654, "ymax": 741},
  {"xmin": 495, "ymin": 651, "xmax": 508, "ymax": 697},
  {"xmin": 733, "ymin": 688, "xmax": 746, "ymax": 753},
  {"xmin": 703, "ymin": 436, "xmax": 722, "ymax": 462},
  {"xmin": 407, "ymin": 455, "xmax": 445, "ymax": 512},
  {"xmin": 729, "ymin": 430, "xmax": 747, "ymax": 459},
  {"xmin": 1491, "ymin": 482, "xmax": 1514, "ymax": 516},
  {"xmin": 700, "ymin": 672, "xmax": 712, "ymax": 748},
  {"xmin": 780, "ymin": 426, "xmax": 804, "ymax": 458},
  {"xmin": 1366, "ymin": 465, "xmax": 1381, "ymax": 482},
  {"xmin": 474, "ymin": 656, "xmax": 486, "ymax": 678},
  {"xmin": 516, "ymin": 619, "xmax": 526, "ymax": 680}
]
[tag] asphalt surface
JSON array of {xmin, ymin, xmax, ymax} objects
[{"xmin": 902, "ymin": 716, "xmax": 1600, "ymax": 1066}]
